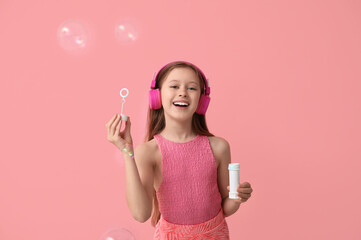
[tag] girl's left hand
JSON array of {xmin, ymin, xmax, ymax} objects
[{"xmin": 227, "ymin": 182, "xmax": 253, "ymax": 204}]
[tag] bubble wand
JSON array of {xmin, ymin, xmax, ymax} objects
[
  {"xmin": 119, "ymin": 88, "xmax": 129, "ymax": 121},
  {"xmin": 119, "ymin": 88, "xmax": 134, "ymax": 158}
]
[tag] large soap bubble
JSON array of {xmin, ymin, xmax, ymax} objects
[
  {"xmin": 99, "ymin": 228, "xmax": 135, "ymax": 240},
  {"xmin": 57, "ymin": 20, "xmax": 88, "ymax": 53}
]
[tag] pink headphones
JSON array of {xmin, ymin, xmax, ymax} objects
[{"xmin": 149, "ymin": 61, "xmax": 211, "ymax": 115}]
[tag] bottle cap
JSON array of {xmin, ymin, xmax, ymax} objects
[
  {"xmin": 228, "ymin": 163, "xmax": 240, "ymax": 171},
  {"xmin": 121, "ymin": 114, "xmax": 128, "ymax": 121}
]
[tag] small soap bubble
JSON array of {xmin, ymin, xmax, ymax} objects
[
  {"xmin": 57, "ymin": 20, "xmax": 88, "ymax": 53},
  {"xmin": 100, "ymin": 228, "xmax": 135, "ymax": 240},
  {"xmin": 114, "ymin": 22, "xmax": 138, "ymax": 43}
]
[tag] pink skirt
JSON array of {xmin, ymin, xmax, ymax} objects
[{"xmin": 153, "ymin": 209, "xmax": 230, "ymax": 240}]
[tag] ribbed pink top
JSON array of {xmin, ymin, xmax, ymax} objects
[{"xmin": 154, "ymin": 134, "xmax": 222, "ymax": 225}]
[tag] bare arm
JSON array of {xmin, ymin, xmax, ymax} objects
[
  {"xmin": 105, "ymin": 115, "xmax": 155, "ymax": 222},
  {"xmin": 215, "ymin": 138, "xmax": 242, "ymax": 217},
  {"xmin": 124, "ymin": 143, "xmax": 155, "ymax": 222}
]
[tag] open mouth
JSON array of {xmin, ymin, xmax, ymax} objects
[{"xmin": 173, "ymin": 102, "xmax": 189, "ymax": 108}]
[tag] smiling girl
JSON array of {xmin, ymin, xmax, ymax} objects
[{"xmin": 106, "ymin": 61, "xmax": 253, "ymax": 239}]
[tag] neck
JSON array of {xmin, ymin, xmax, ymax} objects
[{"xmin": 160, "ymin": 115, "xmax": 196, "ymax": 142}]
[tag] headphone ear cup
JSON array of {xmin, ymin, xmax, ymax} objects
[
  {"xmin": 149, "ymin": 89, "xmax": 162, "ymax": 109},
  {"xmin": 196, "ymin": 94, "xmax": 210, "ymax": 115}
]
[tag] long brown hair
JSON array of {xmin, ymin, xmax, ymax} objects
[{"xmin": 144, "ymin": 61, "xmax": 215, "ymax": 227}]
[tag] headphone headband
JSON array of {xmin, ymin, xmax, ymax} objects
[{"xmin": 150, "ymin": 61, "xmax": 210, "ymax": 95}]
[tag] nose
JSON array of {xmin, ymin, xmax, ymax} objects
[{"xmin": 178, "ymin": 87, "xmax": 187, "ymax": 97}]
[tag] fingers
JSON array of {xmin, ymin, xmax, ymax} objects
[
  {"xmin": 237, "ymin": 182, "xmax": 253, "ymax": 202},
  {"xmin": 239, "ymin": 182, "xmax": 251, "ymax": 188},
  {"xmin": 105, "ymin": 114, "xmax": 117, "ymax": 129},
  {"xmin": 106, "ymin": 114, "xmax": 133, "ymax": 149},
  {"xmin": 125, "ymin": 117, "xmax": 131, "ymax": 133},
  {"xmin": 238, "ymin": 192, "xmax": 252, "ymax": 199},
  {"xmin": 112, "ymin": 114, "xmax": 122, "ymax": 136},
  {"xmin": 115, "ymin": 115, "xmax": 123, "ymax": 136},
  {"xmin": 105, "ymin": 114, "xmax": 122, "ymax": 137},
  {"xmin": 106, "ymin": 114, "xmax": 118, "ymax": 137},
  {"xmin": 238, "ymin": 186, "xmax": 253, "ymax": 194},
  {"xmin": 115, "ymin": 115, "xmax": 132, "ymax": 136},
  {"xmin": 227, "ymin": 183, "xmax": 253, "ymax": 193},
  {"xmin": 226, "ymin": 182, "xmax": 253, "ymax": 203},
  {"xmin": 237, "ymin": 182, "xmax": 252, "ymax": 194}
]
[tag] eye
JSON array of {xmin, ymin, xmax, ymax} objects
[
  {"xmin": 189, "ymin": 88, "xmax": 197, "ymax": 90},
  {"xmin": 170, "ymin": 86, "xmax": 178, "ymax": 89}
]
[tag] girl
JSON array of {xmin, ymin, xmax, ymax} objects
[{"xmin": 106, "ymin": 61, "xmax": 253, "ymax": 239}]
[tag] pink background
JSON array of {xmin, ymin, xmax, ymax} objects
[{"xmin": 1, "ymin": 0, "xmax": 360, "ymax": 239}]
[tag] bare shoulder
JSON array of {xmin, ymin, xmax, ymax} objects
[
  {"xmin": 208, "ymin": 136, "xmax": 230, "ymax": 152},
  {"xmin": 134, "ymin": 138, "xmax": 160, "ymax": 166},
  {"xmin": 208, "ymin": 136, "xmax": 231, "ymax": 164}
]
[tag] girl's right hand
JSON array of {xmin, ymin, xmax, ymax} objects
[{"xmin": 105, "ymin": 114, "xmax": 133, "ymax": 150}]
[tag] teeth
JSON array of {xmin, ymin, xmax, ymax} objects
[{"xmin": 174, "ymin": 102, "xmax": 189, "ymax": 106}]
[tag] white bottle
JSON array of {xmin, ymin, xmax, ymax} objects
[{"xmin": 228, "ymin": 163, "xmax": 240, "ymax": 199}]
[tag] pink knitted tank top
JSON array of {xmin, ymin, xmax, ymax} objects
[{"xmin": 154, "ymin": 134, "xmax": 222, "ymax": 225}]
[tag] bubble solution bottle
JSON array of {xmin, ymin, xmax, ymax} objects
[{"xmin": 228, "ymin": 163, "xmax": 240, "ymax": 199}]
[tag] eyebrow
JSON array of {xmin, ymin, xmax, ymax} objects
[{"xmin": 169, "ymin": 80, "xmax": 199, "ymax": 85}]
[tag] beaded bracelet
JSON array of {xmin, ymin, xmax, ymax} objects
[{"xmin": 121, "ymin": 143, "xmax": 134, "ymax": 159}]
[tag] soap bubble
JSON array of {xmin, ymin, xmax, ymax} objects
[
  {"xmin": 57, "ymin": 20, "xmax": 88, "ymax": 53},
  {"xmin": 100, "ymin": 228, "xmax": 135, "ymax": 240},
  {"xmin": 114, "ymin": 22, "xmax": 138, "ymax": 43}
]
